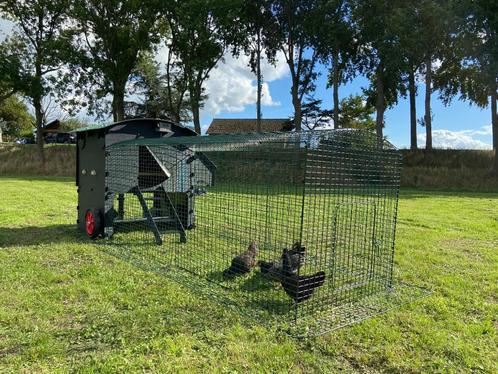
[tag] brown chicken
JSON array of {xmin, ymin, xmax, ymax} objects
[{"xmin": 223, "ymin": 241, "xmax": 259, "ymax": 277}]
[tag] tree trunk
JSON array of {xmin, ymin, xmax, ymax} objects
[
  {"xmin": 408, "ymin": 67, "xmax": 417, "ymax": 150},
  {"xmin": 491, "ymin": 81, "xmax": 497, "ymax": 174},
  {"xmin": 34, "ymin": 94, "xmax": 45, "ymax": 164},
  {"xmin": 34, "ymin": 59, "xmax": 45, "ymax": 164},
  {"xmin": 291, "ymin": 81, "xmax": 302, "ymax": 132},
  {"xmin": 256, "ymin": 30, "xmax": 262, "ymax": 132},
  {"xmin": 112, "ymin": 80, "xmax": 126, "ymax": 122},
  {"xmin": 191, "ymin": 90, "xmax": 201, "ymax": 134},
  {"xmin": 166, "ymin": 48, "xmax": 174, "ymax": 116},
  {"xmin": 332, "ymin": 52, "xmax": 340, "ymax": 129},
  {"xmin": 192, "ymin": 104, "xmax": 201, "ymax": 134},
  {"xmin": 424, "ymin": 57, "xmax": 432, "ymax": 150},
  {"xmin": 375, "ymin": 66, "xmax": 385, "ymax": 140}
]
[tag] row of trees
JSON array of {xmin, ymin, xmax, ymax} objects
[{"xmin": 0, "ymin": 0, "xmax": 497, "ymax": 172}]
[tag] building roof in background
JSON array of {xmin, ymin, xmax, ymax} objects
[
  {"xmin": 206, "ymin": 118, "xmax": 292, "ymax": 135},
  {"xmin": 41, "ymin": 119, "xmax": 60, "ymax": 133}
]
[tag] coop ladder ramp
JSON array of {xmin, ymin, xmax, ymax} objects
[{"xmin": 132, "ymin": 186, "xmax": 163, "ymax": 245}]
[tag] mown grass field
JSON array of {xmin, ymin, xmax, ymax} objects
[{"xmin": 0, "ymin": 176, "xmax": 497, "ymax": 372}]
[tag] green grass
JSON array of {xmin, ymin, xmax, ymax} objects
[{"xmin": 0, "ymin": 176, "xmax": 497, "ymax": 372}]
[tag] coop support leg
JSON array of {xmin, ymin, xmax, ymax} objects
[
  {"xmin": 133, "ymin": 187, "xmax": 163, "ymax": 245},
  {"xmin": 161, "ymin": 185, "xmax": 187, "ymax": 243},
  {"xmin": 117, "ymin": 193, "xmax": 125, "ymax": 219}
]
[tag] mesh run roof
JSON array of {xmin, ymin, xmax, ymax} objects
[{"xmin": 110, "ymin": 129, "xmax": 398, "ymax": 151}]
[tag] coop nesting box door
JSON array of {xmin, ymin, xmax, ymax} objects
[
  {"xmin": 330, "ymin": 202, "xmax": 380, "ymax": 302},
  {"xmin": 138, "ymin": 145, "xmax": 171, "ymax": 189}
]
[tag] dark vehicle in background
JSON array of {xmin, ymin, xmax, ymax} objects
[
  {"xmin": 44, "ymin": 132, "xmax": 76, "ymax": 144},
  {"xmin": 15, "ymin": 137, "xmax": 35, "ymax": 144}
]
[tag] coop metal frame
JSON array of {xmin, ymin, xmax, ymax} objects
[{"xmin": 100, "ymin": 129, "xmax": 419, "ymax": 335}]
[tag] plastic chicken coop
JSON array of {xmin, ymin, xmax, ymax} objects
[{"xmin": 77, "ymin": 124, "xmax": 422, "ymax": 335}]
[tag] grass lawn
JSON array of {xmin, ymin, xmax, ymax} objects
[{"xmin": 0, "ymin": 176, "xmax": 497, "ymax": 373}]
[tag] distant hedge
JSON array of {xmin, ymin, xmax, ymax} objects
[
  {"xmin": 400, "ymin": 149, "xmax": 498, "ymax": 190},
  {"xmin": 1, "ymin": 144, "xmax": 497, "ymax": 190},
  {"xmin": 0, "ymin": 144, "xmax": 75, "ymax": 177}
]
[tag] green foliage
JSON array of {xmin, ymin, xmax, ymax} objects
[
  {"xmin": 270, "ymin": 0, "xmax": 321, "ymax": 131},
  {"xmin": 339, "ymin": 95, "xmax": 375, "ymax": 130},
  {"xmin": 0, "ymin": 0, "xmax": 72, "ymax": 102},
  {"xmin": 313, "ymin": 0, "xmax": 358, "ymax": 84},
  {"xmin": 58, "ymin": 118, "xmax": 87, "ymax": 132},
  {"xmin": 299, "ymin": 96, "xmax": 333, "ymax": 130},
  {"xmin": 129, "ymin": 52, "xmax": 191, "ymax": 123},
  {"xmin": 437, "ymin": 0, "xmax": 498, "ymax": 107},
  {"xmin": 0, "ymin": 0, "xmax": 72, "ymax": 162},
  {"xmin": 0, "ymin": 37, "xmax": 29, "ymax": 103},
  {"xmin": 351, "ymin": 0, "xmax": 406, "ymax": 137},
  {"xmin": 164, "ymin": 0, "xmax": 241, "ymax": 133},
  {"xmin": 0, "ymin": 95, "xmax": 33, "ymax": 138},
  {"xmin": 66, "ymin": 0, "xmax": 162, "ymax": 122},
  {"xmin": 238, "ymin": 0, "xmax": 278, "ymax": 68}
]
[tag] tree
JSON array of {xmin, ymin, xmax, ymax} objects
[
  {"xmin": 313, "ymin": 0, "xmax": 357, "ymax": 129},
  {"xmin": 238, "ymin": 0, "xmax": 278, "ymax": 131},
  {"xmin": 352, "ymin": 0, "xmax": 405, "ymax": 140},
  {"xmin": 417, "ymin": 1, "xmax": 450, "ymax": 150},
  {"xmin": 437, "ymin": 0, "xmax": 498, "ymax": 173},
  {"xmin": 59, "ymin": 117, "xmax": 87, "ymax": 132},
  {"xmin": 0, "ymin": 95, "xmax": 33, "ymax": 141},
  {"xmin": 300, "ymin": 96, "xmax": 333, "ymax": 130},
  {"xmin": 165, "ymin": 0, "xmax": 240, "ymax": 134},
  {"xmin": 339, "ymin": 94, "xmax": 375, "ymax": 130},
  {"xmin": 271, "ymin": 0, "xmax": 320, "ymax": 131},
  {"xmin": 129, "ymin": 51, "xmax": 191, "ymax": 122},
  {"xmin": 68, "ymin": 0, "xmax": 161, "ymax": 122},
  {"xmin": 0, "ymin": 37, "xmax": 28, "ymax": 104},
  {"xmin": 1, "ymin": 0, "xmax": 70, "ymax": 162},
  {"xmin": 394, "ymin": 1, "xmax": 426, "ymax": 149}
]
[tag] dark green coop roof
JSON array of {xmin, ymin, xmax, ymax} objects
[
  {"xmin": 72, "ymin": 118, "xmax": 195, "ymax": 134},
  {"xmin": 72, "ymin": 122, "xmax": 110, "ymax": 133}
]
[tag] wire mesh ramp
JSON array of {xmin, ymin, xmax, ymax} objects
[{"xmin": 101, "ymin": 129, "xmax": 425, "ymax": 336}]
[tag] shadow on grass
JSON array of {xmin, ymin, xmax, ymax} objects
[
  {"xmin": 0, "ymin": 224, "xmax": 83, "ymax": 248},
  {"xmin": 101, "ymin": 241, "xmax": 295, "ymax": 325}
]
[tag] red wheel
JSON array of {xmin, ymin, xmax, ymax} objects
[{"xmin": 85, "ymin": 209, "xmax": 102, "ymax": 238}]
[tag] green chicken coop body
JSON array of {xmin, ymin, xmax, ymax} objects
[{"xmin": 74, "ymin": 118, "xmax": 198, "ymax": 235}]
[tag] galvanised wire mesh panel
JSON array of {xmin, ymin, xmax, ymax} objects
[{"xmin": 103, "ymin": 130, "xmax": 403, "ymax": 334}]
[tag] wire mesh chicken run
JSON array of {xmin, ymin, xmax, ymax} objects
[{"xmin": 103, "ymin": 129, "xmax": 419, "ymax": 336}]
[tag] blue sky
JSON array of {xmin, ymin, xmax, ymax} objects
[{"xmin": 205, "ymin": 59, "xmax": 492, "ymax": 149}]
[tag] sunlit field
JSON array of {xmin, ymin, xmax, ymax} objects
[{"xmin": 0, "ymin": 176, "xmax": 496, "ymax": 372}]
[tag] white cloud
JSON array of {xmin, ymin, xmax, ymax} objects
[
  {"xmin": 201, "ymin": 52, "xmax": 288, "ymax": 117},
  {"xmin": 417, "ymin": 126, "xmax": 493, "ymax": 149},
  {"xmin": 461, "ymin": 125, "xmax": 492, "ymax": 136},
  {"xmin": 153, "ymin": 46, "xmax": 289, "ymax": 129}
]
